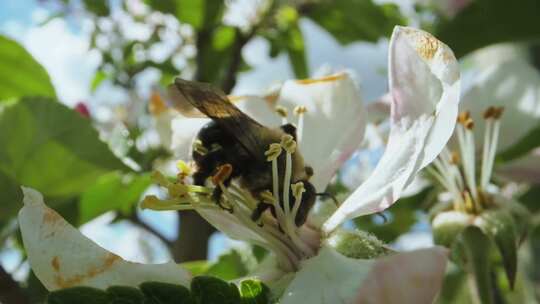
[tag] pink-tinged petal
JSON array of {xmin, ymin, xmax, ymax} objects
[
  {"xmin": 18, "ymin": 187, "xmax": 191, "ymax": 291},
  {"xmin": 323, "ymin": 27, "xmax": 460, "ymax": 232},
  {"xmin": 280, "ymin": 246, "xmax": 374, "ymax": 304},
  {"xmin": 354, "ymin": 247, "xmax": 448, "ymax": 304},
  {"xmin": 278, "ymin": 72, "xmax": 366, "ymax": 190}
]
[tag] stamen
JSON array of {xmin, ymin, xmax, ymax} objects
[
  {"xmin": 176, "ymin": 160, "xmax": 192, "ymax": 181},
  {"xmin": 275, "ymin": 105, "xmax": 288, "ymax": 124},
  {"xmin": 293, "ymin": 105, "xmax": 307, "ymax": 143},
  {"xmin": 485, "ymin": 107, "xmax": 503, "ymax": 189},
  {"xmin": 480, "ymin": 111, "xmax": 494, "ymax": 189},
  {"xmin": 281, "ymin": 135, "xmax": 296, "ymax": 217},
  {"xmin": 290, "ymin": 182, "xmax": 306, "ymax": 221},
  {"xmin": 265, "ymin": 144, "xmax": 286, "ymax": 224},
  {"xmin": 456, "ymin": 117, "xmax": 478, "ymax": 203}
]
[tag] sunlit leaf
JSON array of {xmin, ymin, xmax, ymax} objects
[
  {"xmin": 304, "ymin": 0, "xmax": 404, "ymax": 44},
  {"xmin": 205, "ymin": 250, "xmax": 249, "ymax": 281},
  {"xmin": 0, "ymin": 35, "xmax": 56, "ymax": 102},
  {"xmin": 0, "ymin": 98, "xmax": 129, "ymax": 219},
  {"xmin": 79, "ymin": 172, "xmax": 151, "ymax": 223},
  {"xmin": 190, "ymin": 276, "xmax": 241, "ymax": 304},
  {"xmin": 239, "ymin": 279, "xmax": 269, "ymax": 304}
]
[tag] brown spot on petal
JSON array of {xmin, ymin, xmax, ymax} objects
[
  {"xmin": 42, "ymin": 208, "xmax": 62, "ymax": 224},
  {"xmin": 54, "ymin": 253, "xmax": 121, "ymax": 289},
  {"xmin": 51, "ymin": 256, "xmax": 60, "ymax": 272},
  {"xmin": 295, "ymin": 73, "xmax": 345, "ymax": 85}
]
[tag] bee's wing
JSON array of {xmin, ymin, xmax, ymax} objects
[{"xmin": 172, "ymin": 78, "xmax": 269, "ymax": 161}]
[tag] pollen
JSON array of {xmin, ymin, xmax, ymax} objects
[
  {"xmin": 281, "ymin": 134, "xmax": 297, "ymax": 154},
  {"xmin": 291, "ymin": 182, "xmax": 306, "ymax": 200},
  {"xmin": 275, "ymin": 105, "xmax": 288, "ymax": 118},
  {"xmin": 265, "ymin": 143, "xmax": 282, "ymax": 161},
  {"xmin": 211, "ymin": 164, "xmax": 233, "ymax": 185},
  {"xmin": 293, "ymin": 105, "xmax": 307, "ymax": 115}
]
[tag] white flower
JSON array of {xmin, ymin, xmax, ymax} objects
[{"xmin": 18, "ymin": 26, "xmax": 460, "ymax": 303}]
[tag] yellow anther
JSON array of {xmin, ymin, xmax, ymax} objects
[
  {"xmin": 265, "ymin": 143, "xmax": 282, "ymax": 161},
  {"xmin": 464, "ymin": 118, "xmax": 474, "ymax": 130},
  {"xmin": 280, "ymin": 134, "xmax": 296, "ymax": 154},
  {"xmin": 293, "ymin": 105, "xmax": 307, "ymax": 116},
  {"xmin": 212, "ymin": 164, "xmax": 233, "ymax": 185},
  {"xmin": 275, "ymin": 105, "xmax": 288, "ymax": 118},
  {"xmin": 168, "ymin": 183, "xmax": 189, "ymax": 198},
  {"xmin": 193, "ymin": 139, "xmax": 208, "ymax": 155},
  {"xmin": 260, "ymin": 190, "xmax": 276, "ymax": 204},
  {"xmin": 140, "ymin": 195, "xmax": 161, "ymax": 210},
  {"xmin": 177, "ymin": 160, "xmax": 192, "ymax": 177},
  {"xmin": 450, "ymin": 151, "xmax": 460, "ymax": 165},
  {"xmin": 291, "ymin": 182, "xmax": 306, "ymax": 200}
]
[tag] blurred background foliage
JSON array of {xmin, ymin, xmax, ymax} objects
[{"xmin": 1, "ymin": 0, "xmax": 540, "ymax": 303}]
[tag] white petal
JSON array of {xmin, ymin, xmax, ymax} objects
[
  {"xmin": 353, "ymin": 247, "xmax": 448, "ymax": 303},
  {"xmin": 280, "ymin": 246, "xmax": 374, "ymax": 304},
  {"xmin": 460, "ymin": 58, "xmax": 540, "ymax": 151},
  {"xmin": 496, "ymin": 148, "xmax": 540, "ymax": 184},
  {"xmin": 196, "ymin": 208, "xmax": 267, "ymax": 244},
  {"xmin": 18, "ymin": 187, "xmax": 191, "ymax": 291},
  {"xmin": 280, "ymin": 246, "xmax": 448, "ymax": 304},
  {"xmin": 323, "ymin": 27, "xmax": 460, "ymax": 232},
  {"xmin": 170, "ymin": 117, "xmax": 209, "ymax": 159},
  {"xmin": 278, "ymin": 72, "xmax": 366, "ymax": 190}
]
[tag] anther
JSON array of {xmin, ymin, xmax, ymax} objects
[
  {"xmin": 291, "ymin": 182, "xmax": 306, "ymax": 200},
  {"xmin": 177, "ymin": 160, "xmax": 192, "ymax": 180},
  {"xmin": 450, "ymin": 151, "xmax": 460, "ymax": 164},
  {"xmin": 260, "ymin": 190, "xmax": 277, "ymax": 204},
  {"xmin": 464, "ymin": 118, "xmax": 474, "ymax": 130},
  {"xmin": 281, "ymin": 134, "xmax": 297, "ymax": 154},
  {"xmin": 275, "ymin": 105, "xmax": 288, "ymax": 118},
  {"xmin": 483, "ymin": 106, "xmax": 495, "ymax": 119},
  {"xmin": 493, "ymin": 106, "xmax": 504, "ymax": 119},
  {"xmin": 293, "ymin": 105, "xmax": 307, "ymax": 116},
  {"xmin": 211, "ymin": 164, "xmax": 233, "ymax": 185},
  {"xmin": 457, "ymin": 111, "xmax": 470, "ymax": 124},
  {"xmin": 140, "ymin": 195, "xmax": 160, "ymax": 210},
  {"xmin": 265, "ymin": 143, "xmax": 282, "ymax": 161}
]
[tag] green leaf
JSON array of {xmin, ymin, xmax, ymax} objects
[
  {"xmin": 79, "ymin": 172, "xmax": 151, "ymax": 223},
  {"xmin": 455, "ymin": 226, "xmax": 494, "ymax": 304},
  {"xmin": 91, "ymin": 70, "xmax": 109, "ymax": 92},
  {"xmin": 190, "ymin": 276, "xmax": 241, "ymax": 304},
  {"xmin": 180, "ymin": 261, "xmax": 211, "ymax": 277},
  {"xmin": 239, "ymin": 280, "xmax": 269, "ymax": 304},
  {"xmin": 435, "ymin": 0, "xmax": 540, "ymax": 58},
  {"xmin": 83, "ymin": 0, "xmax": 110, "ymax": 16},
  {"xmin": 107, "ymin": 286, "xmax": 145, "ymax": 304},
  {"xmin": 0, "ymin": 97, "xmax": 129, "ymax": 210},
  {"xmin": 304, "ymin": 0, "xmax": 404, "ymax": 44},
  {"xmin": 285, "ymin": 24, "xmax": 308, "ymax": 79},
  {"xmin": 144, "ymin": 0, "xmax": 224, "ymax": 30},
  {"xmin": 205, "ymin": 250, "xmax": 248, "ymax": 281},
  {"xmin": 0, "ymin": 170, "xmax": 23, "ymax": 220},
  {"xmin": 496, "ymin": 122, "xmax": 540, "ymax": 163},
  {"xmin": 432, "ymin": 211, "xmax": 472, "ymax": 248},
  {"xmin": 0, "ymin": 35, "xmax": 56, "ymax": 102},
  {"xmin": 47, "ymin": 287, "xmax": 109, "ymax": 304},
  {"xmin": 518, "ymin": 185, "xmax": 540, "ymax": 213},
  {"xmin": 139, "ymin": 281, "xmax": 193, "ymax": 304},
  {"xmin": 477, "ymin": 210, "xmax": 518, "ymax": 289}
]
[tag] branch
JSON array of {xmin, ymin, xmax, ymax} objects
[
  {"xmin": 125, "ymin": 212, "xmax": 173, "ymax": 248},
  {"xmin": 0, "ymin": 265, "xmax": 29, "ymax": 304}
]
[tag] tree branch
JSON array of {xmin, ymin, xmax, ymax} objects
[
  {"xmin": 125, "ymin": 212, "xmax": 173, "ymax": 248},
  {"xmin": 0, "ymin": 265, "xmax": 29, "ymax": 304}
]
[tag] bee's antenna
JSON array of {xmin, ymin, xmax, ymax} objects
[{"xmin": 316, "ymin": 192, "xmax": 339, "ymax": 206}]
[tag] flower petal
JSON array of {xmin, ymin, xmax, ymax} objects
[
  {"xmin": 323, "ymin": 26, "xmax": 460, "ymax": 232},
  {"xmin": 18, "ymin": 187, "xmax": 191, "ymax": 291},
  {"xmin": 277, "ymin": 72, "xmax": 366, "ymax": 190},
  {"xmin": 496, "ymin": 148, "xmax": 540, "ymax": 184},
  {"xmin": 196, "ymin": 208, "xmax": 268, "ymax": 244},
  {"xmin": 460, "ymin": 58, "xmax": 540, "ymax": 151},
  {"xmin": 354, "ymin": 247, "xmax": 448, "ymax": 303},
  {"xmin": 280, "ymin": 246, "xmax": 447, "ymax": 304}
]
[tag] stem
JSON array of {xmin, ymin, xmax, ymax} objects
[{"xmin": 0, "ymin": 265, "xmax": 29, "ymax": 304}]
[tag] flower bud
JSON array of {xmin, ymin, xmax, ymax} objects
[{"xmin": 325, "ymin": 229, "xmax": 391, "ymax": 259}]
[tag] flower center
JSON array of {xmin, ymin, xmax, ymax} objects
[
  {"xmin": 142, "ymin": 136, "xmax": 317, "ymax": 272},
  {"xmin": 428, "ymin": 107, "xmax": 504, "ymax": 213}
]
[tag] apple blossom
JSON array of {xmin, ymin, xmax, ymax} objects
[{"xmin": 18, "ymin": 26, "xmax": 460, "ymax": 303}]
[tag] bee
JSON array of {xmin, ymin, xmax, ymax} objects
[{"xmin": 169, "ymin": 78, "xmax": 317, "ymax": 227}]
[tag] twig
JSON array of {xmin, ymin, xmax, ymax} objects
[
  {"xmin": 0, "ymin": 265, "xmax": 29, "ymax": 304},
  {"xmin": 125, "ymin": 212, "xmax": 173, "ymax": 248}
]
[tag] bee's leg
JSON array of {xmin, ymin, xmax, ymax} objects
[
  {"xmin": 251, "ymin": 203, "xmax": 273, "ymax": 226},
  {"xmin": 212, "ymin": 175, "xmax": 234, "ymax": 213}
]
